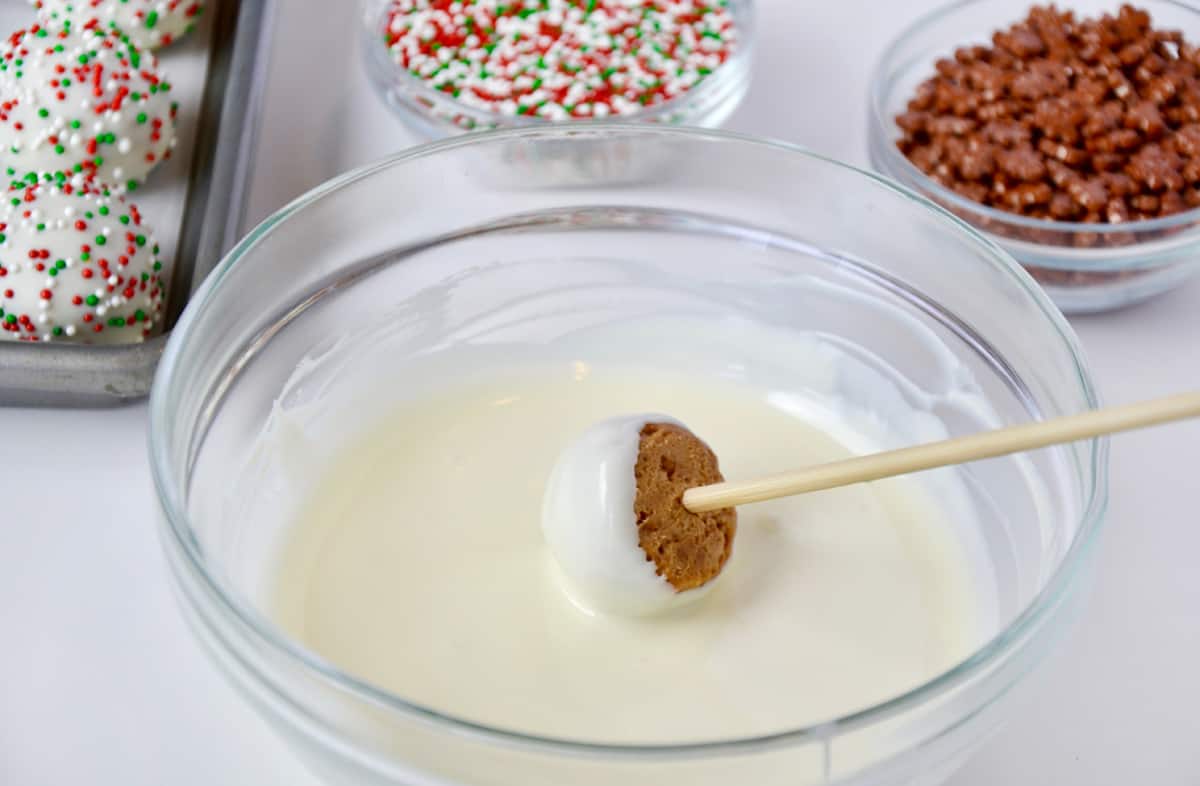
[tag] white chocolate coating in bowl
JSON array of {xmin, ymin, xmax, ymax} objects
[
  {"xmin": 258, "ymin": 319, "xmax": 997, "ymax": 746},
  {"xmin": 541, "ymin": 413, "xmax": 705, "ymax": 617}
]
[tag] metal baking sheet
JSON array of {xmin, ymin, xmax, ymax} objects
[{"xmin": 0, "ymin": 0, "xmax": 271, "ymax": 407}]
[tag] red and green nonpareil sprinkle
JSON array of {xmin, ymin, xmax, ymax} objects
[
  {"xmin": 31, "ymin": 1, "xmax": 206, "ymax": 51},
  {"xmin": 0, "ymin": 181, "xmax": 163, "ymax": 343},
  {"xmin": 0, "ymin": 25, "xmax": 177, "ymax": 193},
  {"xmin": 383, "ymin": 0, "xmax": 738, "ymax": 120}
]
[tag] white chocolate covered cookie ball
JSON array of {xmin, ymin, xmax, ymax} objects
[
  {"xmin": 542, "ymin": 415, "xmax": 736, "ymax": 616},
  {"xmin": 0, "ymin": 180, "xmax": 165, "ymax": 343},
  {"xmin": 0, "ymin": 25, "xmax": 178, "ymax": 192},
  {"xmin": 33, "ymin": 0, "xmax": 205, "ymax": 51}
]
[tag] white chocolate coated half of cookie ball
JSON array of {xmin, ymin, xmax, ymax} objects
[
  {"xmin": 0, "ymin": 181, "xmax": 164, "ymax": 343},
  {"xmin": 540, "ymin": 413, "xmax": 712, "ymax": 618},
  {"xmin": 33, "ymin": 0, "xmax": 205, "ymax": 51},
  {"xmin": 0, "ymin": 25, "xmax": 178, "ymax": 191}
]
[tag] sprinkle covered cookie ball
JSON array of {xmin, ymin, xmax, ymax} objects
[
  {"xmin": 0, "ymin": 180, "xmax": 164, "ymax": 343},
  {"xmin": 0, "ymin": 25, "xmax": 178, "ymax": 193},
  {"xmin": 382, "ymin": 0, "xmax": 738, "ymax": 120},
  {"xmin": 32, "ymin": 1, "xmax": 205, "ymax": 51}
]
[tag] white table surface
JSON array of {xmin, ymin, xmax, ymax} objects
[{"xmin": 3, "ymin": 0, "xmax": 1199, "ymax": 783}]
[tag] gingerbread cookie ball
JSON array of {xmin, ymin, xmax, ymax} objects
[
  {"xmin": 633, "ymin": 421, "xmax": 737, "ymax": 593},
  {"xmin": 541, "ymin": 414, "xmax": 736, "ymax": 616}
]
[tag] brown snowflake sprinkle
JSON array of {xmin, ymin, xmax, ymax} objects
[{"xmin": 896, "ymin": 4, "xmax": 1200, "ymax": 226}]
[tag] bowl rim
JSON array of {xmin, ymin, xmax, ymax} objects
[
  {"xmin": 868, "ymin": 0, "xmax": 1200, "ymax": 237},
  {"xmin": 149, "ymin": 123, "xmax": 1109, "ymax": 759},
  {"xmin": 359, "ymin": 0, "xmax": 756, "ymax": 131}
]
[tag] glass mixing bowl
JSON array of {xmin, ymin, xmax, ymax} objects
[
  {"xmin": 149, "ymin": 126, "xmax": 1107, "ymax": 786},
  {"xmin": 360, "ymin": 0, "xmax": 755, "ymax": 139},
  {"xmin": 868, "ymin": 0, "xmax": 1200, "ymax": 314}
]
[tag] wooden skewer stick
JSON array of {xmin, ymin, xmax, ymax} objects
[{"xmin": 682, "ymin": 391, "xmax": 1200, "ymax": 514}]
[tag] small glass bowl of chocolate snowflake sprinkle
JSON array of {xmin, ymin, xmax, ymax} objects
[{"xmin": 871, "ymin": 1, "xmax": 1200, "ymax": 314}]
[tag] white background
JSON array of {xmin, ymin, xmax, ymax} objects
[{"xmin": 3, "ymin": 0, "xmax": 1200, "ymax": 783}]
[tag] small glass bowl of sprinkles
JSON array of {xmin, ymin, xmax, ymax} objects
[{"xmin": 361, "ymin": 0, "xmax": 754, "ymax": 138}]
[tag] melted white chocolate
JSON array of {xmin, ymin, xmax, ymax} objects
[{"xmin": 266, "ymin": 357, "xmax": 989, "ymax": 745}]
